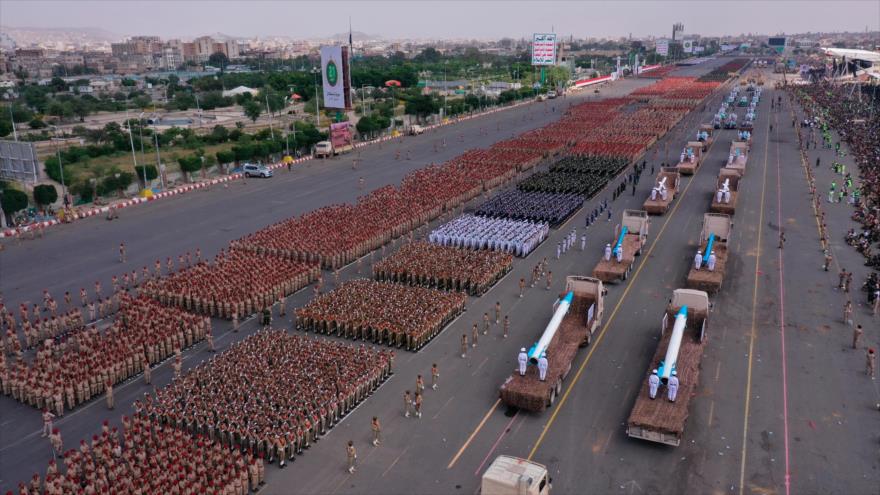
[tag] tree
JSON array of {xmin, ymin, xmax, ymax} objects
[
  {"xmin": 208, "ymin": 52, "xmax": 230, "ymax": 72},
  {"xmin": 0, "ymin": 189, "xmax": 28, "ymax": 225},
  {"xmin": 177, "ymin": 154, "xmax": 203, "ymax": 182},
  {"xmin": 404, "ymin": 94, "xmax": 440, "ymax": 123},
  {"xmin": 215, "ymin": 150, "xmax": 235, "ymax": 171},
  {"xmin": 71, "ymin": 98, "xmax": 90, "ymax": 122},
  {"xmin": 33, "ymin": 184, "xmax": 58, "ymax": 208},
  {"xmin": 134, "ymin": 164, "xmax": 159, "ymax": 184},
  {"xmin": 243, "ymin": 100, "xmax": 262, "ymax": 123},
  {"xmin": 29, "ymin": 117, "xmax": 47, "ymax": 129},
  {"xmin": 9, "ymin": 103, "xmax": 34, "ymax": 123},
  {"xmin": 210, "ymin": 124, "xmax": 230, "ymax": 143},
  {"xmin": 0, "ymin": 119, "xmax": 11, "ymax": 138}
]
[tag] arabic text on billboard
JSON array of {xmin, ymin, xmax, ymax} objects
[
  {"xmin": 682, "ymin": 40, "xmax": 694, "ymax": 54},
  {"xmin": 532, "ymin": 33, "xmax": 557, "ymax": 66},
  {"xmin": 330, "ymin": 122, "xmax": 352, "ymax": 149},
  {"xmin": 320, "ymin": 46, "xmax": 346, "ymax": 109},
  {"xmin": 656, "ymin": 39, "xmax": 669, "ymax": 56}
]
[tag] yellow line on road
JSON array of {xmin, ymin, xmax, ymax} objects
[
  {"xmin": 527, "ymin": 128, "xmax": 716, "ymax": 461},
  {"xmin": 447, "ymin": 398, "xmax": 500, "ymax": 469},
  {"xmin": 738, "ymin": 91, "xmax": 773, "ymax": 495}
]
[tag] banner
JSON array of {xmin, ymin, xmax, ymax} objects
[
  {"xmin": 720, "ymin": 44, "xmax": 737, "ymax": 52},
  {"xmin": 682, "ymin": 39, "xmax": 694, "ymax": 54},
  {"xmin": 320, "ymin": 46, "xmax": 346, "ymax": 109},
  {"xmin": 694, "ymin": 46, "xmax": 705, "ymax": 53},
  {"xmin": 330, "ymin": 122, "xmax": 352, "ymax": 149},
  {"xmin": 656, "ymin": 39, "xmax": 669, "ymax": 57},
  {"xmin": 532, "ymin": 33, "xmax": 557, "ymax": 66}
]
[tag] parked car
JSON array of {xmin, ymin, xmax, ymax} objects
[
  {"xmin": 242, "ymin": 163, "xmax": 273, "ymax": 178},
  {"xmin": 547, "ymin": 90, "xmax": 557, "ymax": 99}
]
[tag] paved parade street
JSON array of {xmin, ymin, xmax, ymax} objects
[{"xmin": 1, "ymin": 56, "xmax": 878, "ymax": 495}]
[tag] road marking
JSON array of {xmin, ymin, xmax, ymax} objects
[
  {"xmin": 772, "ymin": 111, "xmax": 793, "ymax": 495},
  {"xmin": 715, "ymin": 361, "xmax": 722, "ymax": 382},
  {"xmin": 708, "ymin": 400, "xmax": 716, "ymax": 428},
  {"xmin": 472, "ymin": 356, "xmax": 490, "ymax": 376},
  {"xmin": 447, "ymin": 398, "xmax": 500, "ymax": 469},
  {"xmin": 382, "ymin": 446, "xmax": 410, "ymax": 478},
  {"xmin": 526, "ymin": 104, "xmax": 719, "ymax": 460},
  {"xmin": 474, "ymin": 412, "xmax": 520, "ymax": 476},
  {"xmin": 738, "ymin": 88, "xmax": 773, "ymax": 495},
  {"xmin": 432, "ymin": 395, "xmax": 455, "ymax": 420}
]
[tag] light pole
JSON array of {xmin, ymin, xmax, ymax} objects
[
  {"xmin": 51, "ymin": 127, "xmax": 67, "ymax": 204},
  {"xmin": 311, "ymin": 67, "xmax": 320, "ymax": 127},
  {"xmin": 138, "ymin": 111, "xmax": 146, "ymax": 163},
  {"xmin": 154, "ymin": 132, "xmax": 165, "ymax": 190},
  {"xmin": 194, "ymin": 92, "xmax": 203, "ymax": 126},
  {"xmin": 265, "ymin": 90, "xmax": 275, "ymax": 141},
  {"xmin": 124, "ymin": 98, "xmax": 144, "ymax": 191}
]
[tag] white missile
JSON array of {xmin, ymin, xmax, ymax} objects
[
  {"xmin": 528, "ymin": 291, "xmax": 573, "ymax": 364},
  {"xmin": 658, "ymin": 306, "xmax": 688, "ymax": 383}
]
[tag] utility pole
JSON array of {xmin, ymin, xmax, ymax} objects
[
  {"xmin": 265, "ymin": 90, "xmax": 275, "ymax": 140},
  {"xmin": 154, "ymin": 133, "xmax": 165, "ymax": 190},
  {"xmin": 7, "ymin": 104, "xmax": 17, "ymax": 141},
  {"xmin": 125, "ymin": 97, "xmax": 145, "ymax": 191}
]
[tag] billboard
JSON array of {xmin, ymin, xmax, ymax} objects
[
  {"xmin": 656, "ymin": 39, "xmax": 670, "ymax": 57},
  {"xmin": 682, "ymin": 39, "xmax": 694, "ymax": 54},
  {"xmin": 768, "ymin": 37, "xmax": 786, "ymax": 54},
  {"xmin": 721, "ymin": 44, "xmax": 737, "ymax": 52},
  {"xmin": 320, "ymin": 46, "xmax": 346, "ymax": 109},
  {"xmin": 0, "ymin": 140, "xmax": 39, "ymax": 184},
  {"xmin": 694, "ymin": 46, "xmax": 705, "ymax": 53},
  {"xmin": 531, "ymin": 33, "xmax": 557, "ymax": 66},
  {"xmin": 330, "ymin": 122, "xmax": 352, "ymax": 149}
]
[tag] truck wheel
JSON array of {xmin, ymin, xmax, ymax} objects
[
  {"xmin": 548, "ymin": 388, "xmax": 556, "ymax": 407},
  {"xmin": 555, "ymin": 379, "xmax": 563, "ymax": 396},
  {"xmin": 585, "ymin": 332, "xmax": 592, "ymax": 346}
]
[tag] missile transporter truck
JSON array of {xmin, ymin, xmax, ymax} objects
[
  {"xmin": 592, "ymin": 210, "xmax": 650, "ymax": 283},
  {"xmin": 626, "ymin": 289, "xmax": 710, "ymax": 446},
  {"xmin": 686, "ymin": 213, "xmax": 733, "ymax": 294},
  {"xmin": 642, "ymin": 167, "xmax": 681, "ymax": 215},
  {"xmin": 499, "ymin": 276, "xmax": 605, "ymax": 412}
]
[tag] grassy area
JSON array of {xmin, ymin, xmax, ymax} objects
[{"xmin": 63, "ymin": 141, "xmax": 239, "ymax": 187}]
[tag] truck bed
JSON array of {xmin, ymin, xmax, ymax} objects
[
  {"xmin": 500, "ymin": 294, "xmax": 596, "ymax": 412},
  {"xmin": 710, "ymin": 190, "xmax": 738, "ymax": 215},
  {"xmin": 626, "ymin": 307, "xmax": 708, "ymax": 444},
  {"xmin": 686, "ymin": 243, "xmax": 728, "ymax": 293},
  {"xmin": 592, "ymin": 235, "xmax": 642, "ymax": 282},
  {"xmin": 643, "ymin": 188, "xmax": 677, "ymax": 214},
  {"xmin": 677, "ymin": 160, "xmax": 700, "ymax": 176}
]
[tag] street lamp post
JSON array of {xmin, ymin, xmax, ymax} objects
[
  {"xmin": 311, "ymin": 67, "xmax": 320, "ymax": 127},
  {"xmin": 124, "ymin": 98, "xmax": 144, "ymax": 191}
]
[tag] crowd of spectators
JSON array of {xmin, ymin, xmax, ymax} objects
[
  {"xmin": 791, "ymin": 82, "xmax": 880, "ymax": 267},
  {"xmin": 295, "ymin": 280, "xmax": 466, "ymax": 350}
]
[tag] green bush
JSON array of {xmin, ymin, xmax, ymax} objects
[
  {"xmin": 134, "ymin": 165, "xmax": 159, "ymax": 182},
  {"xmin": 1, "ymin": 188, "xmax": 28, "ymax": 216},
  {"xmin": 29, "ymin": 117, "xmax": 48, "ymax": 129},
  {"xmin": 33, "ymin": 184, "xmax": 58, "ymax": 206}
]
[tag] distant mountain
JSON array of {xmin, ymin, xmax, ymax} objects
[
  {"xmin": 0, "ymin": 25, "xmax": 121, "ymax": 45},
  {"xmin": 328, "ymin": 31, "xmax": 381, "ymax": 42}
]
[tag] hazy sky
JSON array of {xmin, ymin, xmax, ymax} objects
[{"xmin": 1, "ymin": 0, "xmax": 878, "ymax": 40}]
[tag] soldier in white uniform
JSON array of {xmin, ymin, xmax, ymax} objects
[
  {"xmin": 537, "ymin": 353, "xmax": 548, "ymax": 382},
  {"xmin": 604, "ymin": 243, "xmax": 612, "ymax": 261},
  {"xmin": 517, "ymin": 348, "xmax": 528, "ymax": 376},
  {"xmin": 668, "ymin": 370, "xmax": 679, "ymax": 402},
  {"xmin": 615, "ymin": 246, "xmax": 623, "ymax": 263},
  {"xmin": 581, "ymin": 234, "xmax": 587, "ymax": 251},
  {"xmin": 707, "ymin": 251, "xmax": 717, "ymax": 271},
  {"xmin": 648, "ymin": 369, "xmax": 660, "ymax": 399},
  {"xmin": 694, "ymin": 250, "xmax": 702, "ymax": 270}
]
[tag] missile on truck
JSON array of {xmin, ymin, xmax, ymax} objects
[
  {"xmin": 686, "ymin": 213, "xmax": 732, "ymax": 294},
  {"xmin": 709, "ymin": 168, "xmax": 741, "ymax": 215},
  {"xmin": 697, "ymin": 124, "xmax": 715, "ymax": 151},
  {"xmin": 677, "ymin": 141, "xmax": 705, "ymax": 175},
  {"xmin": 626, "ymin": 289, "xmax": 710, "ymax": 446},
  {"xmin": 499, "ymin": 276, "xmax": 605, "ymax": 412},
  {"xmin": 592, "ymin": 210, "xmax": 650, "ymax": 283},
  {"xmin": 727, "ymin": 141, "xmax": 749, "ymax": 176},
  {"xmin": 642, "ymin": 167, "xmax": 681, "ymax": 215}
]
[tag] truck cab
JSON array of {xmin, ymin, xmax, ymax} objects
[
  {"xmin": 314, "ymin": 141, "xmax": 334, "ymax": 158},
  {"xmin": 481, "ymin": 456, "xmax": 551, "ymax": 495}
]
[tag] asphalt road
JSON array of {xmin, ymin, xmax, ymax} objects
[
  {"xmin": 0, "ymin": 71, "xmax": 654, "ymax": 489},
  {"xmin": 4, "ymin": 59, "xmax": 876, "ymax": 495}
]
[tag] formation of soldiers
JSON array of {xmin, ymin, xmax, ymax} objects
[
  {"xmin": 373, "ymin": 242, "xmax": 513, "ymax": 296},
  {"xmin": 295, "ymin": 280, "xmax": 466, "ymax": 350},
  {"xmin": 144, "ymin": 330, "xmax": 391, "ymax": 468},
  {"xmin": 518, "ymin": 155, "xmax": 632, "ymax": 197},
  {"xmin": 428, "ymin": 214, "xmax": 550, "ymax": 258},
  {"xmin": 140, "ymin": 248, "xmax": 320, "ymax": 319},
  {"xmin": 1, "ymin": 293, "xmax": 206, "ymax": 414},
  {"xmin": 475, "ymin": 189, "xmax": 584, "ymax": 226},
  {"xmin": 22, "ymin": 414, "xmax": 259, "ymax": 495}
]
